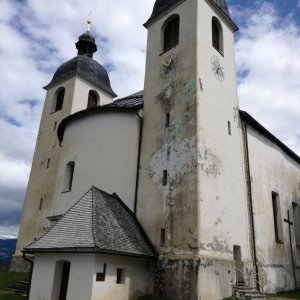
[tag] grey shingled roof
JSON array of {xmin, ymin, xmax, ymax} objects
[
  {"xmin": 24, "ymin": 187, "xmax": 155, "ymax": 258},
  {"xmin": 45, "ymin": 55, "xmax": 117, "ymax": 98},
  {"xmin": 104, "ymin": 90, "xmax": 144, "ymax": 109}
]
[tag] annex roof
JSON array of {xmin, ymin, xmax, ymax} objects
[
  {"xmin": 104, "ymin": 90, "xmax": 144, "ymax": 109},
  {"xmin": 24, "ymin": 187, "xmax": 155, "ymax": 258}
]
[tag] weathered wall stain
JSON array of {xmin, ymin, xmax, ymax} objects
[
  {"xmin": 198, "ymin": 146, "xmax": 222, "ymax": 177},
  {"xmin": 206, "ymin": 237, "xmax": 233, "ymax": 254}
]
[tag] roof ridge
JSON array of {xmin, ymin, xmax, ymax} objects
[{"xmin": 111, "ymin": 192, "xmax": 157, "ymax": 255}]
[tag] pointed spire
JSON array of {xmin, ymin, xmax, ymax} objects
[{"xmin": 75, "ymin": 15, "xmax": 97, "ymax": 58}]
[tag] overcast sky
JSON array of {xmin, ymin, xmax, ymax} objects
[{"xmin": 0, "ymin": 0, "xmax": 300, "ymax": 239}]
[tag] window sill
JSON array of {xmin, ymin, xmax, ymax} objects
[
  {"xmin": 61, "ymin": 190, "xmax": 71, "ymax": 194},
  {"xmin": 159, "ymin": 43, "xmax": 179, "ymax": 56},
  {"xmin": 50, "ymin": 109, "xmax": 62, "ymax": 115},
  {"xmin": 213, "ymin": 46, "xmax": 224, "ymax": 57}
]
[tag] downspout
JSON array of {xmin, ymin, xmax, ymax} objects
[
  {"xmin": 22, "ymin": 251, "xmax": 33, "ymax": 300},
  {"xmin": 134, "ymin": 111, "xmax": 143, "ymax": 215},
  {"xmin": 242, "ymin": 120, "xmax": 260, "ymax": 290}
]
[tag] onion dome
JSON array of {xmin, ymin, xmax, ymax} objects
[
  {"xmin": 45, "ymin": 29, "xmax": 117, "ymax": 98},
  {"xmin": 46, "ymin": 55, "xmax": 117, "ymax": 97}
]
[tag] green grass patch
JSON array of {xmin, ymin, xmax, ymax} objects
[
  {"xmin": 276, "ymin": 290, "xmax": 300, "ymax": 299},
  {"xmin": 0, "ymin": 293, "xmax": 26, "ymax": 300},
  {"xmin": 0, "ymin": 272, "xmax": 29, "ymax": 300}
]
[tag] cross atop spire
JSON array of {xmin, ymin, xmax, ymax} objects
[{"xmin": 87, "ymin": 12, "xmax": 92, "ymax": 32}]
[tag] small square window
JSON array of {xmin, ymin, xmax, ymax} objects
[
  {"xmin": 116, "ymin": 268, "xmax": 126, "ymax": 284},
  {"xmin": 162, "ymin": 170, "xmax": 168, "ymax": 186}
]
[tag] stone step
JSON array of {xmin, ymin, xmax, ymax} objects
[{"xmin": 244, "ymin": 292, "xmax": 266, "ymax": 299}]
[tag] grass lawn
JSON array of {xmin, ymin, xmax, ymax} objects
[
  {"xmin": 276, "ymin": 290, "xmax": 300, "ymax": 299},
  {"xmin": 0, "ymin": 272, "xmax": 29, "ymax": 300}
]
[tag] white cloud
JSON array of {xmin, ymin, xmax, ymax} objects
[
  {"xmin": 0, "ymin": 225, "xmax": 19, "ymax": 240},
  {"xmin": 235, "ymin": 2, "xmax": 300, "ymax": 154}
]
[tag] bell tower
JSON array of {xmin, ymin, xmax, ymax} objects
[
  {"xmin": 138, "ymin": 0, "xmax": 250, "ymax": 299},
  {"xmin": 12, "ymin": 21, "xmax": 117, "ymax": 271}
]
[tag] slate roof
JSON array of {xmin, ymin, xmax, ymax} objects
[
  {"xmin": 104, "ymin": 90, "xmax": 144, "ymax": 109},
  {"xmin": 24, "ymin": 187, "xmax": 155, "ymax": 258},
  {"xmin": 144, "ymin": 0, "xmax": 237, "ymax": 30},
  {"xmin": 45, "ymin": 55, "xmax": 117, "ymax": 98}
]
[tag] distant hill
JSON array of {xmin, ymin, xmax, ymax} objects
[{"xmin": 0, "ymin": 239, "xmax": 17, "ymax": 266}]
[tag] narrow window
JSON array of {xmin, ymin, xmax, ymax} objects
[
  {"xmin": 53, "ymin": 121, "xmax": 57, "ymax": 131},
  {"xmin": 51, "ymin": 88, "xmax": 65, "ymax": 113},
  {"xmin": 228, "ymin": 121, "xmax": 231, "ymax": 135},
  {"xmin": 212, "ymin": 17, "xmax": 223, "ymax": 55},
  {"xmin": 162, "ymin": 170, "xmax": 168, "ymax": 186},
  {"xmin": 161, "ymin": 229, "xmax": 166, "ymax": 247},
  {"xmin": 46, "ymin": 158, "xmax": 50, "ymax": 169},
  {"xmin": 272, "ymin": 192, "xmax": 284, "ymax": 243},
  {"xmin": 293, "ymin": 203, "xmax": 300, "ymax": 247},
  {"xmin": 116, "ymin": 268, "xmax": 125, "ymax": 284},
  {"xmin": 62, "ymin": 161, "xmax": 75, "ymax": 192},
  {"xmin": 39, "ymin": 198, "xmax": 43, "ymax": 210},
  {"xmin": 87, "ymin": 90, "xmax": 99, "ymax": 108},
  {"xmin": 166, "ymin": 113, "xmax": 170, "ymax": 128},
  {"xmin": 163, "ymin": 15, "xmax": 179, "ymax": 52}
]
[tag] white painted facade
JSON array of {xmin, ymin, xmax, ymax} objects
[
  {"xmin": 30, "ymin": 253, "xmax": 151, "ymax": 300},
  {"xmin": 13, "ymin": 73, "xmax": 114, "ymax": 269},
  {"xmin": 51, "ymin": 110, "xmax": 141, "ymax": 215},
  {"xmin": 15, "ymin": 0, "xmax": 300, "ymax": 299},
  {"xmin": 246, "ymin": 125, "xmax": 300, "ymax": 292}
]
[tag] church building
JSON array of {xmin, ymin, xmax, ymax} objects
[{"xmin": 12, "ymin": 0, "xmax": 300, "ymax": 299}]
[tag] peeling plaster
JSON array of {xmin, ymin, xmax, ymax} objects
[
  {"xmin": 206, "ymin": 237, "xmax": 232, "ymax": 254},
  {"xmin": 198, "ymin": 146, "xmax": 222, "ymax": 177},
  {"xmin": 147, "ymin": 136, "xmax": 197, "ymax": 195}
]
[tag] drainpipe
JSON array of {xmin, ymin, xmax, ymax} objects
[
  {"xmin": 242, "ymin": 120, "xmax": 260, "ymax": 290},
  {"xmin": 134, "ymin": 111, "xmax": 143, "ymax": 215},
  {"xmin": 22, "ymin": 251, "xmax": 34, "ymax": 300}
]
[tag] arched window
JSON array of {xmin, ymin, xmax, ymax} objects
[
  {"xmin": 52, "ymin": 87, "xmax": 65, "ymax": 113},
  {"xmin": 62, "ymin": 161, "xmax": 75, "ymax": 192},
  {"xmin": 163, "ymin": 15, "xmax": 180, "ymax": 52},
  {"xmin": 212, "ymin": 17, "xmax": 224, "ymax": 55},
  {"xmin": 87, "ymin": 90, "xmax": 99, "ymax": 108}
]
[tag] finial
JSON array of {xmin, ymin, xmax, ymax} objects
[{"xmin": 87, "ymin": 11, "xmax": 92, "ymax": 32}]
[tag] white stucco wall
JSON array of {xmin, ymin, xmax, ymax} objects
[
  {"xmin": 71, "ymin": 76, "xmax": 114, "ymax": 113},
  {"xmin": 29, "ymin": 253, "xmax": 151, "ymax": 300},
  {"xmin": 51, "ymin": 111, "xmax": 140, "ymax": 215},
  {"xmin": 247, "ymin": 126, "xmax": 300, "ymax": 291},
  {"xmin": 15, "ymin": 73, "xmax": 115, "ymax": 268},
  {"xmin": 91, "ymin": 255, "xmax": 152, "ymax": 300},
  {"xmin": 196, "ymin": 0, "xmax": 249, "ymax": 262},
  {"xmin": 30, "ymin": 253, "xmax": 94, "ymax": 300}
]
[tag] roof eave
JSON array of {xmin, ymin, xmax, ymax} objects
[
  {"xmin": 206, "ymin": 0, "xmax": 239, "ymax": 32},
  {"xmin": 239, "ymin": 110, "xmax": 300, "ymax": 165},
  {"xmin": 23, "ymin": 247, "xmax": 155, "ymax": 258},
  {"xmin": 57, "ymin": 106, "xmax": 140, "ymax": 145},
  {"xmin": 143, "ymin": 0, "xmax": 186, "ymax": 29},
  {"xmin": 43, "ymin": 72, "xmax": 117, "ymax": 98}
]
